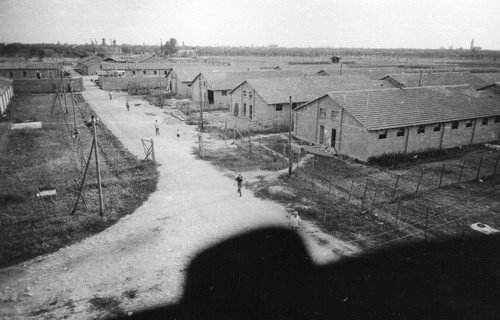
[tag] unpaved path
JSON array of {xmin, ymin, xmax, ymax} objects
[{"xmin": 0, "ymin": 78, "xmax": 358, "ymax": 319}]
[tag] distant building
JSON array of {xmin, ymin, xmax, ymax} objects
[
  {"xmin": 191, "ymin": 70, "xmax": 305, "ymax": 108},
  {"xmin": 0, "ymin": 62, "xmax": 61, "ymax": 79},
  {"xmin": 77, "ymin": 55, "xmax": 103, "ymax": 75},
  {"xmin": 229, "ymin": 75, "xmax": 387, "ymax": 127},
  {"xmin": 381, "ymin": 72, "xmax": 486, "ymax": 88},
  {"xmin": 470, "ymin": 38, "xmax": 482, "ymax": 52},
  {"xmin": 0, "ymin": 76, "xmax": 14, "ymax": 114},
  {"xmin": 293, "ymin": 85, "xmax": 500, "ymax": 162}
]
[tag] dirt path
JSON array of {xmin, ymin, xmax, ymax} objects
[{"xmin": 0, "ymin": 79, "xmax": 358, "ymax": 319}]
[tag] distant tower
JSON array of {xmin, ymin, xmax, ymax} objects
[
  {"xmin": 470, "ymin": 38, "xmax": 474, "ymax": 50},
  {"xmin": 102, "ymin": 38, "xmax": 106, "ymax": 46}
]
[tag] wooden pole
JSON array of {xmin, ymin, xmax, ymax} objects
[
  {"xmin": 198, "ymin": 75, "xmax": 204, "ymax": 131},
  {"xmin": 288, "ymin": 96, "xmax": 293, "ymax": 176},
  {"xmin": 151, "ymin": 138, "xmax": 156, "ymax": 164},
  {"xmin": 494, "ymin": 153, "xmax": 500, "ymax": 175},
  {"xmin": 476, "ymin": 157, "xmax": 483, "ymax": 181},
  {"xmin": 70, "ymin": 80, "xmax": 78, "ymax": 136},
  {"xmin": 415, "ymin": 170, "xmax": 424, "ymax": 194},
  {"xmin": 92, "ymin": 115, "xmax": 104, "ymax": 216},
  {"xmin": 458, "ymin": 161, "xmax": 465, "ymax": 183},
  {"xmin": 347, "ymin": 179, "xmax": 354, "ymax": 203},
  {"xmin": 70, "ymin": 138, "xmax": 95, "ymax": 215},
  {"xmin": 198, "ymin": 133, "xmax": 203, "ymax": 157},
  {"xmin": 392, "ymin": 174, "xmax": 400, "ymax": 199},
  {"xmin": 438, "ymin": 164, "xmax": 445, "ymax": 187}
]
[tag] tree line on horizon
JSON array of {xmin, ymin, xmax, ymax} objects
[{"xmin": 0, "ymin": 42, "xmax": 499, "ymax": 61}]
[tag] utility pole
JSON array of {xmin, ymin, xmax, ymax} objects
[
  {"xmin": 92, "ymin": 115, "xmax": 104, "ymax": 215},
  {"xmin": 70, "ymin": 80, "xmax": 78, "ymax": 136},
  {"xmin": 70, "ymin": 138, "xmax": 95, "ymax": 215},
  {"xmin": 198, "ymin": 75, "xmax": 204, "ymax": 131},
  {"xmin": 288, "ymin": 96, "xmax": 293, "ymax": 176}
]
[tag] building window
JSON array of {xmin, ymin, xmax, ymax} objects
[
  {"xmin": 451, "ymin": 121, "xmax": 459, "ymax": 129},
  {"xmin": 275, "ymin": 104, "xmax": 283, "ymax": 111},
  {"xmin": 154, "ymin": 70, "xmax": 157, "ymax": 75},
  {"xmin": 465, "ymin": 120, "xmax": 473, "ymax": 127},
  {"xmin": 243, "ymin": 90, "xmax": 246, "ymax": 97},
  {"xmin": 164, "ymin": 70, "xmax": 168, "ymax": 75},
  {"xmin": 495, "ymin": 116, "xmax": 500, "ymax": 123},
  {"xmin": 132, "ymin": 71, "xmax": 136, "ymax": 75},
  {"xmin": 417, "ymin": 125, "xmax": 425, "ymax": 134},
  {"xmin": 378, "ymin": 130, "xmax": 387, "ymax": 139},
  {"xmin": 396, "ymin": 128, "xmax": 405, "ymax": 137},
  {"xmin": 319, "ymin": 108, "xmax": 326, "ymax": 118},
  {"xmin": 249, "ymin": 91, "xmax": 253, "ymax": 99},
  {"xmin": 434, "ymin": 124, "xmax": 441, "ymax": 132},
  {"xmin": 243, "ymin": 103, "xmax": 246, "ymax": 116},
  {"xmin": 330, "ymin": 110, "xmax": 338, "ymax": 120},
  {"xmin": 23, "ymin": 71, "xmax": 27, "ymax": 77},
  {"xmin": 221, "ymin": 91, "xmax": 227, "ymax": 96},
  {"xmin": 143, "ymin": 70, "xmax": 147, "ymax": 75},
  {"xmin": 481, "ymin": 118, "xmax": 488, "ymax": 126},
  {"xmin": 36, "ymin": 71, "xmax": 41, "ymax": 79},
  {"xmin": 9, "ymin": 72, "xmax": 13, "ymax": 78}
]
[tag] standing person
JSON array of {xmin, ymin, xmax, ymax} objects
[
  {"xmin": 126, "ymin": 101, "xmax": 130, "ymax": 111},
  {"xmin": 289, "ymin": 211, "xmax": 301, "ymax": 232},
  {"xmin": 108, "ymin": 92, "xmax": 112, "ymax": 100},
  {"xmin": 176, "ymin": 128, "xmax": 180, "ymax": 141},
  {"xmin": 234, "ymin": 174, "xmax": 243, "ymax": 197},
  {"xmin": 154, "ymin": 120, "xmax": 160, "ymax": 136}
]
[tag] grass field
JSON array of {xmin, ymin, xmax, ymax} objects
[{"xmin": 0, "ymin": 93, "xmax": 158, "ymax": 268}]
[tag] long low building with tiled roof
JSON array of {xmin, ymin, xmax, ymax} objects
[
  {"xmin": 0, "ymin": 62, "xmax": 61, "ymax": 79},
  {"xmin": 293, "ymin": 85, "xmax": 500, "ymax": 162},
  {"xmin": 381, "ymin": 72, "xmax": 487, "ymax": 88},
  {"xmin": 228, "ymin": 75, "xmax": 390, "ymax": 127}
]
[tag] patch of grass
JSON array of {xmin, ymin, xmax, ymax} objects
[
  {"xmin": 0, "ymin": 94, "xmax": 159, "ymax": 268},
  {"xmin": 367, "ymin": 143, "xmax": 498, "ymax": 168}
]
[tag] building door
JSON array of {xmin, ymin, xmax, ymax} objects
[
  {"xmin": 207, "ymin": 90, "xmax": 214, "ymax": 104},
  {"xmin": 234, "ymin": 103, "xmax": 239, "ymax": 116},
  {"xmin": 331, "ymin": 129, "xmax": 336, "ymax": 148},
  {"xmin": 319, "ymin": 125, "xmax": 325, "ymax": 144}
]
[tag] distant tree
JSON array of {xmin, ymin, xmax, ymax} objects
[{"xmin": 163, "ymin": 38, "xmax": 178, "ymax": 55}]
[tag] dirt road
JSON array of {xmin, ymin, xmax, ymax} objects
[{"xmin": 0, "ymin": 79, "xmax": 358, "ymax": 319}]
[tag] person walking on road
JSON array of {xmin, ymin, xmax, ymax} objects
[
  {"xmin": 234, "ymin": 174, "xmax": 243, "ymax": 197},
  {"xmin": 126, "ymin": 101, "xmax": 130, "ymax": 111},
  {"xmin": 108, "ymin": 92, "xmax": 112, "ymax": 100},
  {"xmin": 176, "ymin": 128, "xmax": 180, "ymax": 141},
  {"xmin": 155, "ymin": 120, "xmax": 160, "ymax": 136},
  {"xmin": 289, "ymin": 211, "xmax": 301, "ymax": 232}
]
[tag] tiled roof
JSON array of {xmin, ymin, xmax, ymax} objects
[
  {"xmin": 101, "ymin": 62, "xmax": 175, "ymax": 70},
  {"xmin": 203, "ymin": 70, "xmax": 306, "ymax": 91},
  {"xmin": 0, "ymin": 62, "xmax": 60, "ymax": 70},
  {"xmin": 236, "ymin": 75, "xmax": 387, "ymax": 105},
  {"xmin": 325, "ymin": 85, "xmax": 500, "ymax": 131},
  {"xmin": 382, "ymin": 72, "xmax": 486, "ymax": 88}
]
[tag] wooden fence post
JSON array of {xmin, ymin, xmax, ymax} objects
[
  {"xmin": 415, "ymin": 170, "xmax": 424, "ymax": 194},
  {"xmin": 458, "ymin": 161, "xmax": 465, "ymax": 183},
  {"xmin": 347, "ymin": 179, "xmax": 354, "ymax": 203},
  {"xmin": 476, "ymin": 157, "xmax": 483, "ymax": 181},
  {"xmin": 494, "ymin": 153, "xmax": 499, "ymax": 175},
  {"xmin": 438, "ymin": 164, "xmax": 445, "ymax": 187},
  {"xmin": 392, "ymin": 174, "xmax": 400, "ymax": 199}
]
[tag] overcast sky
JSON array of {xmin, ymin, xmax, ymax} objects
[{"xmin": 0, "ymin": 0, "xmax": 498, "ymax": 49}]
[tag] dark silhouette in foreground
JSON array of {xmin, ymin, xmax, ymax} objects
[{"xmin": 119, "ymin": 228, "xmax": 499, "ymax": 320}]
